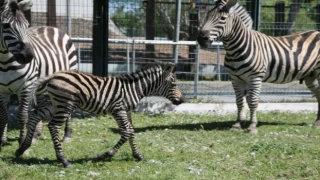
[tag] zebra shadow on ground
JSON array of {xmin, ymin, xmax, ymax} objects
[
  {"xmin": 3, "ymin": 153, "xmax": 137, "ymax": 167},
  {"xmin": 109, "ymin": 120, "xmax": 310, "ymax": 134}
]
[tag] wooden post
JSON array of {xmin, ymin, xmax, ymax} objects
[
  {"xmin": 47, "ymin": 0, "xmax": 56, "ymax": 27},
  {"xmin": 275, "ymin": 1, "xmax": 285, "ymax": 36}
]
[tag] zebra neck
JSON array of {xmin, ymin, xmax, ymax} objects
[
  {"xmin": 129, "ymin": 69, "xmax": 162, "ymax": 99},
  {"xmin": 222, "ymin": 16, "xmax": 252, "ymax": 56}
]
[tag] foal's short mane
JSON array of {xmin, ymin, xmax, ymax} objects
[{"xmin": 117, "ymin": 63, "xmax": 163, "ymax": 80}]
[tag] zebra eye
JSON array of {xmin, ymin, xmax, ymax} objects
[{"xmin": 220, "ymin": 16, "xmax": 226, "ymax": 21}]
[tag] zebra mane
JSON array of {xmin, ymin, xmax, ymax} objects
[
  {"xmin": 212, "ymin": 1, "xmax": 252, "ymax": 30},
  {"xmin": 233, "ymin": 2, "xmax": 252, "ymax": 30},
  {"xmin": 117, "ymin": 63, "xmax": 165, "ymax": 81}
]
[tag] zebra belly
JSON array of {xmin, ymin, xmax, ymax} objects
[{"xmin": 262, "ymin": 58, "xmax": 318, "ymax": 84}]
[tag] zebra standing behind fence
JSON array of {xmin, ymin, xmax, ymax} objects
[
  {"xmin": 15, "ymin": 62, "xmax": 184, "ymax": 168},
  {"xmin": 197, "ymin": 0, "xmax": 320, "ymax": 134},
  {"xmin": 0, "ymin": 0, "xmax": 76, "ymax": 147}
]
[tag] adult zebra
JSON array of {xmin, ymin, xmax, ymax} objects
[
  {"xmin": 197, "ymin": 0, "xmax": 320, "ymax": 134},
  {"xmin": 15, "ymin": 62, "xmax": 184, "ymax": 168},
  {"xmin": 0, "ymin": 0, "xmax": 76, "ymax": 147}
]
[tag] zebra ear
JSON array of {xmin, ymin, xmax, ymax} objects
[
  {"xmin": 17, "ymin": 0, "xmax": 32, "ymax": 11},
  {"xmin": 164, "ymin": 62, "xmax": 175, "ymax": 73},
  {"xmin": 225, "ymin": 0, "xmax": 237, "ymax": 9},
  {"xmin": 215, "ymin": 0, "xmax": 237, "ymax": 12}
]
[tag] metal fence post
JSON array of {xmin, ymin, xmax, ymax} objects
[
  {"xmin": 126, "ymin": 40, "xmax": 130, "ymax": 73},
  {"xmin": 194, "ymin": 43, "xmax": 200, "ymax": 98},
  {"xmin": 77, "ymin": 37, "xmax": 80, "ymax": 70},
  {"xmin": 92, "ymin": 0, "xmax": 108, "ymax": 77},
  {"xmin": 173, "ymin": 0, "xmax": 181, "ymax": 63},
  {"xmin": 67, "ymin": 0, "xmax": 71, "ymax": 35},
  {"xmin": 316, "ymin": 4, "xmax": 320, "ymax": 30},
  {"xmin": 132, "ymin": 40, "xmax": 136, "ymax": 72},
  {"xmin": 216, "ymin": 44, "xmax": 221, "ymax": 81}
]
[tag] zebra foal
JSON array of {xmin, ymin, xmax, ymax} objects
[
  {"xmin": 15, "ymin": 62, "xmax": 184, "ymax": 168},
  {"xmin": 197, "ymin": 0, "xmax": 320, "ymax": 134},
  {"xmin": 0, "ymin": 0, "xmax": 76, "ymax": 147}
]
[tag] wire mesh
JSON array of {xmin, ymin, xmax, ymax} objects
[{"xmin": 28, "ymin": 0, "xmax": 320, "ymax": 103}]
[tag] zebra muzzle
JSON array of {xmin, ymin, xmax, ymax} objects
[{"xmin": 14, "ymin": 42, "xmax": 34, "ymax": 64}]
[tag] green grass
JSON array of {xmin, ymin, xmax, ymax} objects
[{"xmin": 1, "ymin": 112, "xmax": 320, "ymax": 179}]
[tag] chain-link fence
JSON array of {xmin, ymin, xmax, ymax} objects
[{"xmin": 28, "ymin": 0, "xmax": 320, "ymax": 103}]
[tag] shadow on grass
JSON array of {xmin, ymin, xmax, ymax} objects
[
  {"xmin": 2, "ymin": 154, "xmax": 138, "ymax": 167},
  {"xmin": 109, "ymin": 120, "xmax": 310, "ymax": 134}
]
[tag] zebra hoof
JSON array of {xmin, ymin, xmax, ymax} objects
[
  {"xmin": 32, "ymin": 138, "xmax": 38, "ymax": 144},
  {"xmin": 63, "ymin": 161, "xmax": 72, "ymax": 168},
  {"xmin": 314, "ymin": 120, "xmax": 320, "ymax": 127},
  {"xmin": 247, "ymin": 128, "xmax": 258, "ymax": 135},
  {"xmin": 15, "ymin": 148, "xmax": 24, "ymax": 158},
  {"xmin": 230, "ymin": 124, "xmax": 242, "ymax": 132},
  {"xmin": 230, "ymin": 127, "xmax": 242, "ymax": 131},
  {"xmin": 133, "ymin": 154, "xmax": 145, "ymax": 162},
  {"xmin": 62, "ymin": 137, "xmax": 72, "ymax": 143},
  {"xmin": 95, "ymin": 153, "xmax": 108, "ymax": 160}
]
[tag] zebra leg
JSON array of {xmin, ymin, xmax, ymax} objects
[
  {"xmin": 16, "ymin": 91, "xmax": 33, "ymax": 145},
  {"xmin": 230, "ymin": 80, "xmax": 247, "ymax": 131},
  {"xmin": 47, "ymin": 104, "xmax": 74, "ymax": 168},
  {"xmin": 0, "ymin": 94, "xmax": 10, "ymax": 147},
  {"xmin": 48, "ymin": 119, "xmax": 71, "ymax": 168},
  {"xmin": 16, "ymin": 109, "xmax": 43, "ymax": 156},
  {"xmin": 62, "ymin": 115, "xmax": 72, "ymax": 143},
  {"xmin": 31, "ymin": 94, "xmax": 48, "ymax": 144},
  {"xmin": 96, "ymin": 110, "xmax": 137, "ymax": 160},
  {"xmin": 246, "ymin": 78, "xmax": 263, "ymax": 134},
  {"xmin": 32, "ymin": 121, "xmax": 43, "ymax": 144},
  {"xmin": 303, "ymin": 72, "xmax": 320, "ymax": 126},
  {"xmin": 127, "ymin": 111, "xmax": 145, "ymax": 161}
]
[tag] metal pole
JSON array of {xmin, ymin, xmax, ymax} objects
[
  {"xmin": 194, "ymin": 44, "xmax": 199, "ymax": 98},
  {"xmin": 256, "ymin": 0, "xmax": 261, "ymax": 31},
  {"xmin": 126, "ymin": 40, "xmax": 130, "ymax": 72},
  {"xmin": 77, "ymin": 37, "xmax": 80, "ymax": 70},
  {"xmin": 172, "ymin": 0, "xmax": 181, "ymax": 63},
  {"xmin": 132, "ymin": 40, "xmax": 136, "ymax": 72},
  {"xmin": 217, "ymin": 45, "xmax": 221, "ymax": 81},
  {"xmin": 67, "ymin": 0, "xmax": 71, "ymax": 35}
]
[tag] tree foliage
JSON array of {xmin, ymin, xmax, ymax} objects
[
  {"xmin": 109, "ymin": 0, "xmax": 320, "ymax": 38},
  {"xmin": 110, "ymin": 3, "xmax": 145, "ymax": 37}
]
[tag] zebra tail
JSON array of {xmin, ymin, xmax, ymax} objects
[{"xmin": 30, "ymin": 75, "xmax": 52, "ymax": 107}]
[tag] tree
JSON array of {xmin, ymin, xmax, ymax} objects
[{"xmin": 285, "ymin": 0, "xmax": 303, "ymax": 35}]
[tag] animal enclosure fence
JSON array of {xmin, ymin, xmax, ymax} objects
[{"xmin": 22, "ymin": 0, "xmax": 320, "ymax": 103}]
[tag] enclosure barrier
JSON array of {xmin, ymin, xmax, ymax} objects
[{"xmin": 71, "ymin": 37, "xmax": 224, "ymax": 97}]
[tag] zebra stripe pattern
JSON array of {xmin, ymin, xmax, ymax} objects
[
  {"xmin": 15, "ymin": 62, "xmax": 184, "ymax": 168},
  {"xmin": 0, "ymin": 0, "xmax": 76, "ymax": 147},
  {"xmin": 197, "ymin": 0, "xmax": 320, "ymax": 134}
]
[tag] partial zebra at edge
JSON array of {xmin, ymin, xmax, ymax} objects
[{"xmin": 0, "ymin": 0, "xmax": 77, "ymax": 148}]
